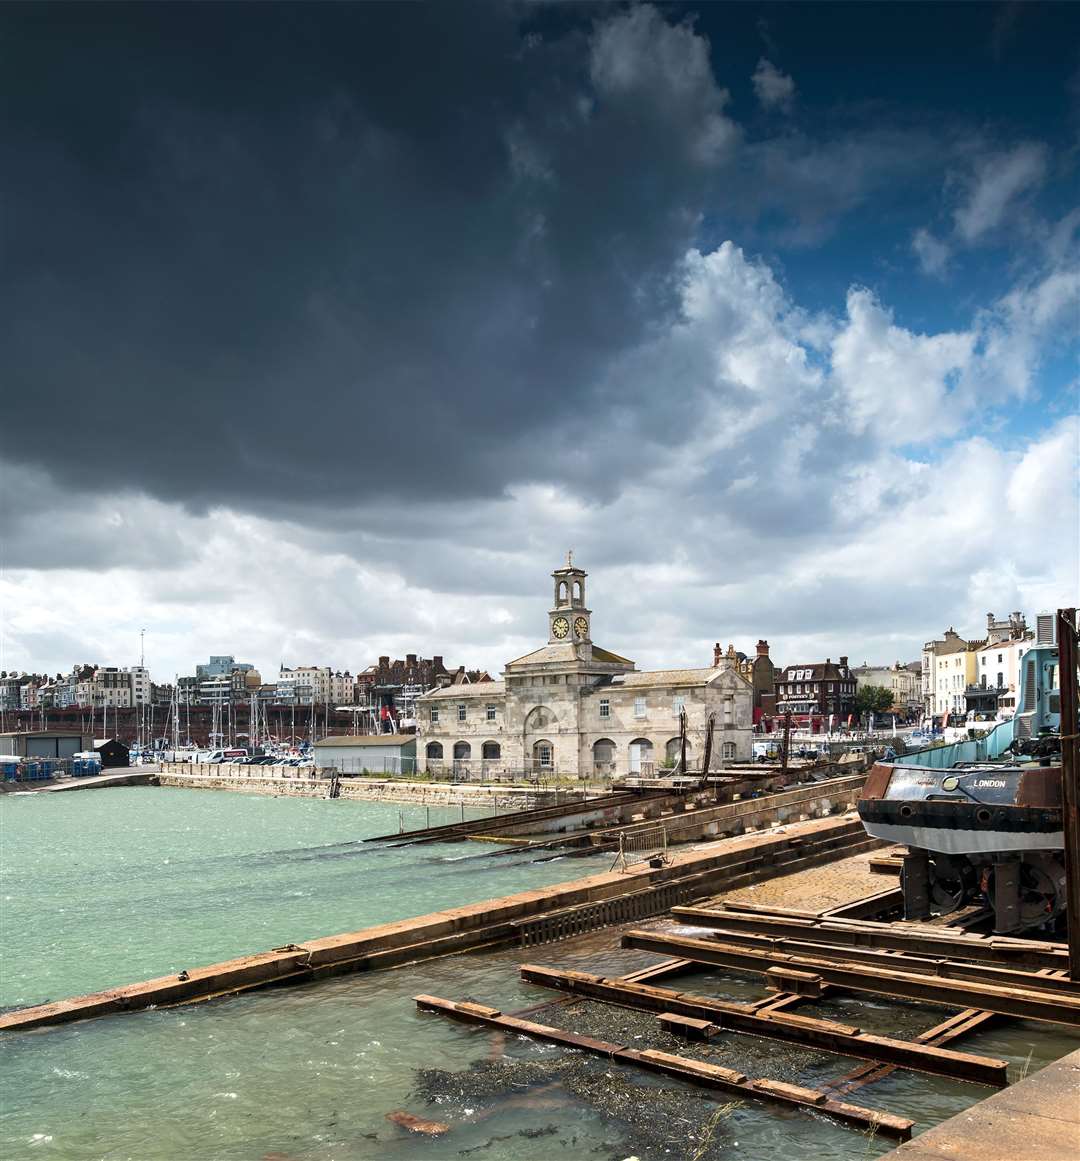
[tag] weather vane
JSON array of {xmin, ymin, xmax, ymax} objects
[{"xmin": 567, "ymin": 548, "xmax": 573, "ymax": 567}]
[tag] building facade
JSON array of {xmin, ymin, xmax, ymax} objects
[
  {"xmin": 774, "ymin": 658, "xmax": 857, "ymax": 724},
  {"xmin": 852, "ymin": 662, "xmax": 921, "ymax": 714},
  {"xmin": 416, "ymin": 560, "xmax": 754, "ymax": 778}
]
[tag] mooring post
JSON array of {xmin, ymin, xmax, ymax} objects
[{"xmin": 1058, "ymin": 608, "xmax": 1080, "ymax": 980}]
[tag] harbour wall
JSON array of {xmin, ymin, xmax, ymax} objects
[{"xmin": 155, "ymin": 764, "xmax": 559, "ymax": 809}]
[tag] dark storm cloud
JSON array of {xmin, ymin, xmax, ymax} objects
[{"xmin": 2, "ymin": 2, "xmax": 741, "ymax": 512}]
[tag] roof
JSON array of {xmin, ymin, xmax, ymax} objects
[
  {"xmin": 421, "ymin": 681, "xmax": 507, "ymax": 701},
  {"xmin": 505, "ymin": 643, "xmax": 634, "ymax": 668},
  {"xmin": 313, "ymin": 734, "xmax": 417, "ymax": 748},
  {"xmin": 609, "ymin": 667, "xmax": 731, "ymax": 688}
]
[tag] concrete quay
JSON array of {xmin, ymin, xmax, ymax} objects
[
  {"xmin": 0, "ymin": 769, "xmax": 157, "ymax": 794},
  {"xmin": 0, "ymin": 812, "xmax": 874, "ymax": 1034},
  {"xmin": 877, "ymin": 1048, "xmax": 1080, "ymax": 1161}
]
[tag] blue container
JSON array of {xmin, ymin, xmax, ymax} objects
[{"xmin": 1, "ymin": 759, "xmax": 18, "ymax": 782}]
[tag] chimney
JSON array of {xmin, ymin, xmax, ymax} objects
[
  {"xmin": 839, "ymin": 656, "xmax": 848, "ymax": 667},
  {"xmin": 433, "ymin": 655, "xmax": 443, "ymax": 671},
  {"xmin": 713, "ymin": 642, "xmax": 722, "ymax": 666},
  {"xmin": 406, "ymin": 653, "xmax": 417, "ymax": 667},
  {"xmin": 756, "ymin": 639, "xmax": 769, "ymax": 657},
  {"xmin": 825, "ymin": 658, "xmax": 831, "ymax": 665}
]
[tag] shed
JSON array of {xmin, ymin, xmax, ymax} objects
[
  {"xmin": 94, "ymin": 738, "xmax": 130, "ymax": 768},
  {"xmin": 0, "ymin": 731, "xmax": 95, "ymax": 759},
  {"xmin": 313, "ymin": 734, "xmax": 417, "ymax": 775}
]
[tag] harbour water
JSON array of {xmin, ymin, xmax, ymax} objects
[{"xmin": 3, "ymin": 787, "xmax": 1079, "ymax": 1161}]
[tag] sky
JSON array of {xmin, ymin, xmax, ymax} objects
[{"xmin": 1, "ymin": 1, "xmax": 1078, "ymax": 683}]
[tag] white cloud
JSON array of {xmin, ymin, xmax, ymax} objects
[
  {"xmin": 4, "ymin": 240, "xmax": 1076, "ymax": 682},
  {"xmin": 912, "ymin": 227, "xmax": 950, "ymax": 277},
  {"xmin": 953, "ymin": 142, "xmax": 1048, "ymax": 243},
  {"xmin": 831, "ymin": 288, "xmax": 974, "ymax": 443},
  {"xmin": 752, "ymin": 58, "xmax": 796, "ymax": 113}
]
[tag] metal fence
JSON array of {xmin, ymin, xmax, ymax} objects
[
  {"xmin": 1, "ymin": 756, "xmax": 99, "ymax": 782},
  {"xmin": 515, "ymin": 881, "xmax": 693, "ymax": 948}
]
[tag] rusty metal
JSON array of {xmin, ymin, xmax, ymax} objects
[
  {"xmin": 414, "ymin": 993, "xmax": 914, "ymax": 1138},
  {"xmin": 1059, "ymin": 608, "xmax": 1080, "ymax": 979},
  {"xmin": 671, "ymin": 905, "xmax": 1069, "ymax": 969},
  {"xmin": 652, "ymin": 921, "xmax": 1078, "ymax": 995},
  {"xmin": 620, "ymin": 929, "xmax": 1080, "ymax": 1026},
  {"xmin": 517, "ymin": 965, "xmax": 1008, "ymax": 1086},
  {"xmin": 827, "ymin": 1007, "xmax": 999, "ymax": 1096}
]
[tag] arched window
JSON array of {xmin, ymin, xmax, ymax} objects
[
  {"xmin": 664, "ymin": 737, "xmax": 692, "ymax": 763},
  {"xmin": 426, "ymin": 742, "xmax": 443, "ymax": 760},
  {"xmin": 453, "ymin": 741, "xmax": 471, "ymax": 761},
  {"xmin": 557, "ymin": 580, "xmax": 568, "ymax": 604},
  {"xmin": 525, "ymin": 705, "xmax": 557, "ymax": 731},
  {"xmin": 572, "ymin": 579, "xmax": 582, "ymax": 602},
  {"xmin": 532, "ymin": 739, "xmax": 553, "ymax": 768},
  {"xmin": 482, "ymin": 741, "xmax": 501, "ymax": 760}
]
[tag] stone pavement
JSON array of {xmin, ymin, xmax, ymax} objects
[
  {"xmin": 709, "ymin": 844, "xmax": 887, "ymax": 913},
  {"xmin": 877, "ymin": 1048, "xmax": 1080, "ymax": 1160}
]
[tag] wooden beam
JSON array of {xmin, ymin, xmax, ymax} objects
[
  {"xmin": 620, "ymin": 930, "xmax": 1080, "ymax": 1026},
  {"xmin": 671, "ymin": 906, "xmax": 1068, "ymax": 970},
  {"xmin": 414, "ymin": 993, "xmax": 914, "ymax": 1139},
  {"xmin": 658, "ymin": 921, "xmax": 1079, "ymax": 995},
  {"xmin": 827, "ymin": 1008, "xmax": 1000, "ymax": 1096},
  {"xmin": 517, "ymin": 965, "xmax": 1008, "ymax": 1086}
]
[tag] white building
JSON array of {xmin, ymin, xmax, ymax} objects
[{"xmin": 417, "ymin": 559, "xmax": 754, "ymax": 778}]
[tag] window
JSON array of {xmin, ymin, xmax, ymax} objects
[
  {"xmin": 997, "ymin": 654, "xmax": 1003, "ymax": 663},
  {"xmin": 634, "ymin": 696, "xmax": 646, "ymax": 719},
  {"xmin": 457, "ymin": 703, "xmax": 467, "ymax": 722},
  {"xmin": 722, "ymin": 742, "xmax": 736, "ymax": 760},
  {"xmin": 426, "ymin": 742, "xmax": 443, "ymax": 760},
  {"xmin": 482, "ymin": 741, "xmax": 501, "ymax": 760},
  {"xmin": 486, "ymin": 704, "xmax": 496, "ymax": 722},
  {"xmin": 599, "ymin": 698, "xmax": 610, "ymax": 719},
  {"xmin": 672, "ymin": 695, "xmax": 685, "ymax": 715},
  {"xmin": 430, "ymin": 706, "xmax": 439, "ymax": 724}
]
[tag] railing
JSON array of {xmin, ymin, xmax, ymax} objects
[
  {"xmin": 613, "ymin": 824, "xmax": 669, "ymax": 872},
  {"xmin": 0, "ymin": 757, "xmax": 98, "ymax": 781},
  {"xmin": 515, "ymin": 881, "xmax": 693, "ymax": 948}
]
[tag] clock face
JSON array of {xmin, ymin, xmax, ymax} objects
[
  {"xmin": 574, "ymin": 616, "xmax": 589, "ymax": 639},
  {"xmin": 551, "ymin": 616, "xmax": 570, "ymax": 639}
]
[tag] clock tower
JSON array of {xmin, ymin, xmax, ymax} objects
[{"xmin": 549, "ymin": 552, "xmax": 591, "ymax": 645}]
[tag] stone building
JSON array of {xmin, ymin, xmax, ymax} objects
[
  {"xmin": 715, "ymin": 640, "xmax": 776, "ymax": 724},
  {"xmin": 416, "ymin": 559, "xmax": 754, "ymax": 778}
]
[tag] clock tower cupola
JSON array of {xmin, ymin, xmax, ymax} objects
[{"xmin": 549, "ymin": 551, "xmax": 591, "ymax": 645}]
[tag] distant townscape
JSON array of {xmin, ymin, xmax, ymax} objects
[{"xmin": 0, "ymin": 563, "xmax": 1056, "ymax": 766}]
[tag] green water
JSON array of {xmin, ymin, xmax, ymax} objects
[
  {"xmin": 3, "ymin": 788, "xmax": 1079, "ymax": 1161},
  {"xmin": 0, "ymin": 788, "xmax": 603, "ymax": 1008}
]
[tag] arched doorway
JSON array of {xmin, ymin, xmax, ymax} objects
[
  {"xmin": 453, "ymin": 741, "xmax": 471, "ymax": 761},
  {"xmin": 628, "ymin": 737, "xmax": 653, "ymax": 774},
  {"xmin": 592, "ymin": 738, "xmax": 615, "ymax": 774},
  {"xmin": 481, "ymin": 741, "xmax": 501, "ymax": 761},
  {"xmin": 426, "ymin": 741, "xmax": 443, "ymax": 760}
]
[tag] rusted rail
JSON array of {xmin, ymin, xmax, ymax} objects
[
  {"xmin": 660, "ymin": 920, "xmax": 1078, "ymax": 995},
  {"xmin": 671, "ymin": 906, "xmax": 1069, "ymax": 970},
  {"xmin": 620, "ymin": 930, "xmax": 1080, "ymax": 1026},
  {"xmin": 517, "ymin": 965, "xmax": 1008, "ymax": 1086},
  {"xmin": 414, "ymin": 993, "xmax": 914, "ymax": 1139}
]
